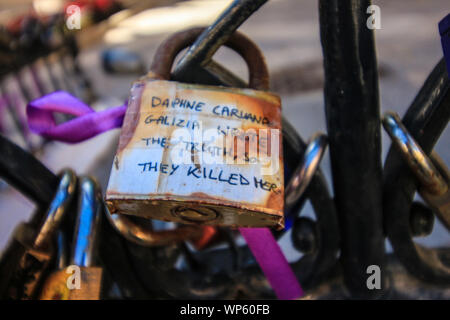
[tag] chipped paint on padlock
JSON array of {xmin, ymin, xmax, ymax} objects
[{"xmin": 106, "ymin": 79, "xmax": 284, "ymax": 228}]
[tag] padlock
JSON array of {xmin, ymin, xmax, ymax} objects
[
  {"xmin": 382, "ymin": 112, "xmax": 450, "ymax": 231},
  {"xmin": 39, "ymin": 176, "xmax": 103, "ymax": 300},
  {"xmin": 0, "ymin": 169, "xmax": 76, "ymax": 299},
  {"xmin": 105, "ymin": 27, "xmax": 284, "ymax": 228}
]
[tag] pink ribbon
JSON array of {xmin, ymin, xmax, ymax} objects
[
  {"xmin": 26, "ymin": 91, "xmax": 303, "ymax": 299},
  {"xmin": 239, "ymin": 228, "xmax": 303, "ymax": 299}
]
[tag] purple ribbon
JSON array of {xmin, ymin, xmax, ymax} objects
[
  {"xmin": 27, "ymin": 91, "xmax": 127, "ymax": 143},
  {"xmin": 26, "ymin": 91, "xmax": 304, "ymax": 299},
  {"xmin": 240, "ymin": 228, "xmax": 303, "ymax": 299}
]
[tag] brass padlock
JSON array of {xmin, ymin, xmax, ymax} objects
[
  {"xmin": 105, "ymin": 28, "xmax": 284, "ymax": 228},
  {"xmin": 0, "ymin": 169, "xmax": 76, "ymax": 299},
  {"xmin": 39, "ymin": 176, "xmax": 103, "ymax": 300}
]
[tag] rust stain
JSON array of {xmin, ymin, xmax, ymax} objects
[
  {"xmin": 189, "ymin": 192, "xmax": 221, "ymax": 201},
  {"xmin": 266, "ymin": 187, "xmax": 284, "ymax": 213},
  {"xmin": 116, "ymin": 80, "xmax": 145, "ymax": 154}
]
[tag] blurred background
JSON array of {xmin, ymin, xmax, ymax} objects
[{"xmin": 0, "ymin": 0, "xmax": 448, "ymax": 260}]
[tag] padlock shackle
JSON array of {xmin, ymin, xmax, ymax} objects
[
  {"xmin": 149, "ymin": 27, "xmax": 270, "ymax": 91},
  {"xmin": 70, "ymin": 176, "xmax": 102, "ymax": 267},
  {"xmin": 106, "ymin": 208, "xmax": 209, "ymax": 248},
  {"xmin": 382, "ymin": 112, "xmax": 448, "ymax": 195},
  {"xmin": 33, "ymin": 169, "xmax": 77, "ymax": 249}
]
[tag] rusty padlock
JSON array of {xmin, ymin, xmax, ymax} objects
[
  {"xmin": 382, "ymin": 112, "xmax": 450, "ymax": 231},
  {"xmin": 105, "ymin": 27, "xmax": 284, "ymax": 228},
  {"xmin": 0, "ymin": 169, "xmax": 77, "ymax": 299},
  {"xmin": 39, "ymin": 176, "xmax": 103, "ymax": 300}
]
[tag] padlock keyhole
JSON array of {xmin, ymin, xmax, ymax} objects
[{"xmin": 171, "ymin": 206, "xmax": 219, "ymax": 223}]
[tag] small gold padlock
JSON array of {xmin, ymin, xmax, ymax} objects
[
  {"xmin": 105, "ymin": 28, "xmax": 284, "ymax": 228},
  {"xmin": 39, "ymin": 176, "xmax": 103, "ymax": 300}
]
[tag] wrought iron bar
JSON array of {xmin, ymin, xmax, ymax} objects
[{"xmin": 319, "ymin": 0, "xmax": 385, "ymax": 298}]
